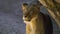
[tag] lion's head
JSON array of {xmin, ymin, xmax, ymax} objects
[{"xmin": 22, "ymin": 2, "xmax": 40, "ymax": 22}]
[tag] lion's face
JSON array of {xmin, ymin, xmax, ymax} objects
[{"xmin": 22, "ymin": 3, "xmax": 40, "ymax": 22}]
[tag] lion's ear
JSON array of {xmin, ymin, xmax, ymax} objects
[
  {"xmin": 22, "ymin": 3, "xmax": 28, "ymax": 11},
  {"xmin": 22, "ymin": 3, "xmax": 28, "ymax": 7},
  {"xmin": 23, "ymin": 3, "xmax": 28, "ymax": 6}
]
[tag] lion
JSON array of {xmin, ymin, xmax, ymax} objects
[{"xmin": 22, "ymin": 1, "xmax": 53, "ymax": 34}]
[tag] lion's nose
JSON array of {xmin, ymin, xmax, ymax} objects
[{"xmin": 24, "ymin": 15, "xmax": 27, "ymax": 17}]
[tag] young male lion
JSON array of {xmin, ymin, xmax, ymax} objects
[{"xmin": 22, "ymin": 1, "xmax": 53, "ymax": 34}]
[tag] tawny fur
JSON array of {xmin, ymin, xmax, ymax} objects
[{"xmin": 22, "ymin": 2, "xmax": 53, "ymax": 34}]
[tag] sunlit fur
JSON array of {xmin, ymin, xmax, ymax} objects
[{"xmin": 22, "ymin": 2, "xmax": 53, "ymax": 34}]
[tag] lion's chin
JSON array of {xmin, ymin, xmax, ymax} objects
[
  {"xmin": 23, "ymin": 20, "xmax": 30, "ymax": 24},
  {"xmin": 23, "ymin": 17, "xmax": 31, "ymax": 24}
]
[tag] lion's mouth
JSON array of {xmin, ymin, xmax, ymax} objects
[
  {"xmin": 23, "ymin": 17, "xmax": 31, "ymax": 21},
  {"xmin": 24, "ymin": 19, "xmax": 31, "ymax": 21}
]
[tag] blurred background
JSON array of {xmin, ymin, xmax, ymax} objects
[{"xmin": 0, "ymin": 0, "xmax": 60, "ymax": 34}]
